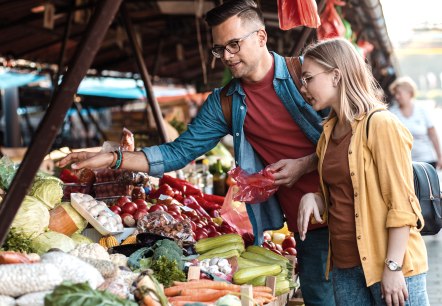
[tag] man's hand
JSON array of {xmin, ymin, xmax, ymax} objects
[
  {"xmin": 267, "ymin": 154, "xmax": 317, "ymax": 187},
  {"xmin": 57, "ymin": 151, "xmax": 114, "ymax": 170},
  {"xmin": 381, "ymin": 269, "xmax": 408, "ymax": 306}
]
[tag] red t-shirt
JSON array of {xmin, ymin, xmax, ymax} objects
[{"xmin": 242, "ymin": 58, "xmax": 323, "ymax": 233}]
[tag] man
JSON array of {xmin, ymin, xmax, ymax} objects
[{"xmin": 59, "ymin": 1, "xmax": 334, "ymax": 304}]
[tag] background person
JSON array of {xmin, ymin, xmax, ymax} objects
[
  {"xmin": 59, "ymin": 1, "xmax": 335, "ymax": 304},
  {"xmin": 296, "ymin": 38, "xmax": 429, "ymax": 306},
  {"xmin": 389, "ymin": 76, "xmax": 442, "ymax": 169}
]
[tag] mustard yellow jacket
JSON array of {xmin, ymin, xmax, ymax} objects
[{"xmin": 317, "ymin": 108, "xmax": 428, "ymax": 286}]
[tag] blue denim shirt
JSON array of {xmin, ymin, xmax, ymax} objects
[{"xmin": 142, "ymin": 52, "xmax": 323, "ymax": 244}]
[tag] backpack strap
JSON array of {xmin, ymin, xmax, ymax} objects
[
  {"xmin": 285, "ymin": 56, "xmax": 309, "ymax": 102},
  {"xmin": 365, "ymin": 109, "xmax": 385, "ymax": 139}
]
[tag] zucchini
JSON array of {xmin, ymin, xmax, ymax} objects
[
  {"xmin": 195, "ymin": 234, "xmax": 243, "ymax": 254},
  {"xmin": 197, "ymin": 249, "xmax": 240, "ymax": 261},
  {"xmin": 246, "ymin": 245, "xmax": 289, "ymax": 263},
  {"xmin": 198, "ymin": 242, "xmax": 244, "ymax": 257},
  {"xmin": 248, "ymin": 275, "xmax": 266, "ymax": 286},
  {"xmin": 237, "ymin": 256, "xmax": 262, "ymax": 269},
  {"xmin": 241, "ymin": 250, "xmax": 293, "ymax": 270},
  {"xmin": 233, "ymin": 264, "xmax": 281, "ymax": 285}
]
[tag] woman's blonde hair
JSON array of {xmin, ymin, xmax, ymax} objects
[
  {"xmin": 388, "ymin": 76, "xmax": 417, "ymax": 98},
  {"xmin": 302, "ymin": 38, "xmax": 385, "ymax": 122}
]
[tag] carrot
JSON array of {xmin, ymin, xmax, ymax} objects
[
  {"xmin": 170, "ymin": 301, "xmax": 212, "ymax": 306},
  {"xmin": 142, "ymin": 294, "xmax": 159, "ymax": 306},
  {"xmin": 164, "ymin": 286, "xmax": 183, "ymax": 297},
  {"xmin": 168, "ymin": 291, "xmax": 227, "ymax": 302}
]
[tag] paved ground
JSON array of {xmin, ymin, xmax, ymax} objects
[{"xmin": 424, "ymin": 232, "xmax": 442, "ymax": 305}]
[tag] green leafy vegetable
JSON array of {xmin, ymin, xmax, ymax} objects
[
  {"xmin": 31, "ymin": 230, "xmax": 76, "ymax": 254},
  {"xmin": 0, "ymin": 156, "xmax": 17, "ymax": 190},
  {"xmin": 11, "ymin": 195, "xmax": 49, "ymax": 238},
  {"xmin": 44, "ymin": 281, "xmax": 137, "ymax": 306},
  {"xmin": 70, "ymin": 233, "xmax": 93, "ymax": 245},
  {"xmin": 150, "ymin": 255, "xmax": 186, "ymax": 288},
  {"xmin": 152, "ymin": 239, "xmax": 184, "ymax": 270},
  {"xmin": 0, "ymin": 227, "xmax": 35, "ymax": 253},
  {"xmin": 29, "ymin": 176, "xmax": 63, "ymax": 209}
]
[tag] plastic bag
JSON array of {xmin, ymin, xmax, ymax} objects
[
  {"xmin": 220, "ymin": 185, "xmax": 253, "ymax": 235},
  {"xmin": 277, "ymin": 0, "xmax": 321, "ymax": 30},
  {"xmin": 317, "ymin": 0, "xmax": 346, "ymax": 40},
  {"xmin": 228, "ymin": 167, "xmax": 279, "ymax": 204}
]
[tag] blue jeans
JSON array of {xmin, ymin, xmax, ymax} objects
[
  {"xmin": 332, "ymin": 266, "xmax": 430, "ymax": 306},
  {"xmin": 295, "ymin": 227, "xmax": 335, "ymax": 306}
]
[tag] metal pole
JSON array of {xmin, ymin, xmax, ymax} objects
[
  {"xmin": 53, "ymin": 0, "xmax": 75, "ymax": 92},
  {"xmin": 0, "ymin": 0, "xmax": 123, "ymax": 245},
  {"xmin": 120, "ymin": 3, "xmax": 168, "ymax": 144},
  {"xmin": 2, "ymin": 87, "xmax": 21, "ymax": 147}
]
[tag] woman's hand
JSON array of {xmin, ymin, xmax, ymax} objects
[
  {"xmin": 381, "ymin": 269, "xmax": 408, "ymax": 306},
  {"xmin": 267, "ymin": 155, "xmax": 316, "ymax": 187},
  {"xmin": 57, "ymin": 151, "xmax": 114, "ymax": 170},
  {"xmin": 297, "ymin": 193, "xmax": 324, "ymax": 241}
]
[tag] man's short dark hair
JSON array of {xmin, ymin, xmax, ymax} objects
[{"xmin": 205, "ymin": 0, "xmax": 264, "ymax": 27}]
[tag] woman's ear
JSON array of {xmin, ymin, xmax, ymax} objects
[{"xmin": 333, "ymin": 69, "xmax": 341, "ymax": 86}]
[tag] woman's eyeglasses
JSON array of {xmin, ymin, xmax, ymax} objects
[{"xmin": 301, "ymin": 69, "xmax": 334, "ymax": 88}]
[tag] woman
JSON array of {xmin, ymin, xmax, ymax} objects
[
  {"xmin": 389, "ymin": 76, "xmax": 442, "ymax": 169},
  {"xmin": 296, "ymin": 38, "xmax": 429, "ymax": 306}
]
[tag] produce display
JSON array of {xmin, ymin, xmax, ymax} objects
[
  {"xmin": 0, "ymin": 153, "xmax": 299, "ymax": 306},
  {"xmin": 71, "ymin": 193, "xmax": 124, "ymax": 235}
]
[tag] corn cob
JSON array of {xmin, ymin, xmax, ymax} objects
[
  {"xmin": 106, "ymin": 236, "xmax": 119, "ymax": 247},
  {"xmin": 121, "ymin": 235, "xmax": 137, "ymax": 245},
  {"xmin": 98, "ymin": 237, "xmax": 108, "ymax": 249}
]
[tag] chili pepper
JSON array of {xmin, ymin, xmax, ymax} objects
[
  {"xmin": 203, "ymin": 194, "xmax": 225, "ymax": 205},
  {"xmin": 160, "ymin": 175, "xmax": 203, "ymax": 197},
  {"xmin": 183, "ymin": 196, "xmax": 211, "ymax": 219},
  {"xmin": 193, "ymin": 196, "xmax": 221, "ymax": 211}
]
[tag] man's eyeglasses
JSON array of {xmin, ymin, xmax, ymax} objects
[
  {"xmin": 301, "ymin": 69, "xmax": 333, "ymax": 88},
  {"xmin": 211, "ymin": 30, "xmax": 260, "ymax": 58}
]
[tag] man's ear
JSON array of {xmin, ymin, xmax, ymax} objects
[{"xmin": 258, "ymin": 29, "xmax": 267, "ymax": 46}]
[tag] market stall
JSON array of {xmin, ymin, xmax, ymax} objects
[{"xmin": 0, "ymin": 0, "xmax": 396, "ymax": 305}]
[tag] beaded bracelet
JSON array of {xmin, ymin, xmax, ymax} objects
[
  {"xmin": 112, "ymin": 148, "xmax": 123, "ymax": 170},
  {"xmin": 109, "ymin": 152, "xmax": 117, "ymax": 169}
]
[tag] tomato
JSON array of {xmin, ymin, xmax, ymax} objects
[
  {"xmin": 109, "ymin": 205, "xmax": 122, "ymax": 215},
  {"xmin": 133, "ymin": 199, "xmax": 148, "ymax": 211},
  {"xmin": 284, "ymin": 247, "xmax": 297, "ymax": 256},
  {"xmin": 116, "ymin": 196, "xmax": 131, "ymax": 208},
  {"xmin": 122, "ymin": 202, "xmax": 138, "ymax": 215},
  {"xmin": 282, "ymin": 236, "xmax": 297, "ymax": 250},
  {"xmin": 148, "ymin": 204, "xmax": 165, "ymax": 213}
]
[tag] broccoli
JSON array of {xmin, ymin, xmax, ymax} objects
[
  {"xmin": 154, "ymin": 239, "xmax": 182, "ymax": 255},
  {"xmin": 152, "ymin": 246, "xmax": 184, "ymax": 270}
]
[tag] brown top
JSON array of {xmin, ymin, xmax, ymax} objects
[{"xmin": 323, "ymin": 128, "xmax": 361, "ymax": 268}]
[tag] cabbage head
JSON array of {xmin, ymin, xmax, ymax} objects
[
  {"xmin": 59, "ymin": 202, "xmax": 88, "ymax": 233},
  {"xmin": 29, "ymin": 176, "xmax": 63, "ymax": 209},
  {"xmin": 11, "ymin": 195, "xmax": 49, "ymax": 238},
  {"xmin": 70, "ymin": 233, "xmax": 93, "ymax": 245},
  {"xmin": 31, "ymin": 230, "xmax": 76, "ymax": 254},
  {"xmin": 215, "ymin": 295, "xmax": 241, "ymax": 306}
]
